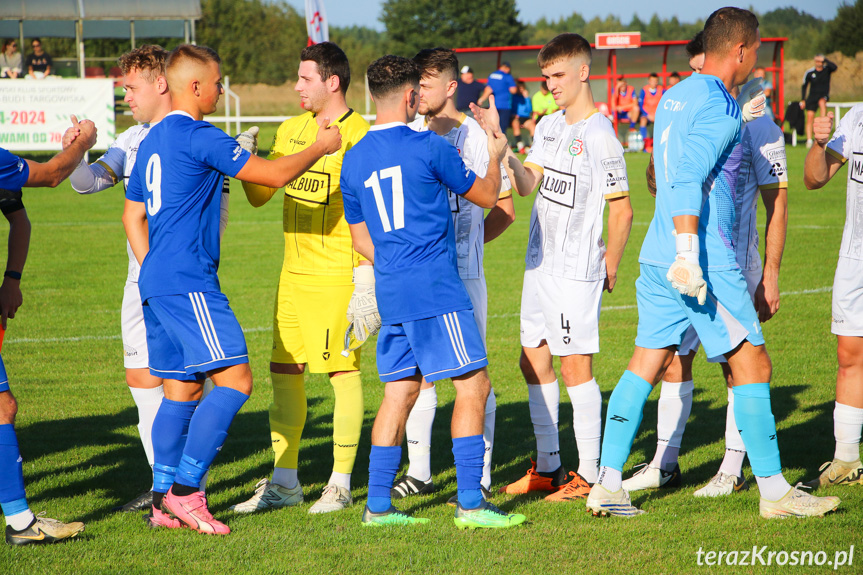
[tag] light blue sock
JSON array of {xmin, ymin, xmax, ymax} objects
[
  {"xmin": 368, "ymin": 445, "xmax": 401, "ymax": 513},
  {"xmin": 175, "ymin": 387, "xmax": 248, "ymax": 488},
  {"xmin": 600, "ymin": 370, "xmax": 654, "ymax": 471},
  {"xmin": 733, "ymin": 383, "xmax": 782, "ymax": 477},
  {"xmin": 151, "ymin": 399, "xmax": 197, "ymax": 493},
  {"xmin": 0, "ymin": 424, "xmax": 28, "ymax": 516},
  {"xmin": 453, "ymin": 435, "xmax": 484, "ymax": 509}
]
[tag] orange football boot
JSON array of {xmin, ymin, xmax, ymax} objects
[
  {"xmin": 544, "ymin": 472, "xmax": 591, "ymax": 501},
  {"xmin": 499, "ymin": 460, "xmax": 560, "ymax": 494}
]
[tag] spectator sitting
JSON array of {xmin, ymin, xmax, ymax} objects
[
  {"xmin": 0, "ymin": 39, "xmax": 22, "ymax": 78},
  {"xmin": 456, "ymin": 65, "xmax": 484, "ymax": 116},
  {"xmin": 25, "ymin": 38, "xmax": 52, "ymax": 79},
  {"xmin": 638, "ymin": 72, "xmax": 663, "ymax": 152},
  {"xmin": 611, "ymin": 76, "xmax": 639, "ymax": 142},
  {"xmin": 667, "ymin": 71, "xmax": 681, "ymax": 87},
  {"xmin": 478, "ymin": 61, "xmax": 518, "ymax": 133},
  {"xmin": 531, "ymin": 80, "xmax": 559, "ymax": 122},
  {"xmin": 511, "ymin": 80, "xmax": 535, "ymax": 153}
]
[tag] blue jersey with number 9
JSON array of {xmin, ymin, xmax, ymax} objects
[
  {"xmin": 125, "ymin": 111, "xmax": 250, "ymax": 301},
  {"xmin": 341, "ymin": 123, "xmax": 477, "ymax": 324}
]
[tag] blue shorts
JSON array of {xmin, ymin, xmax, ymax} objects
[
  {"xmin": 143, "ymin": 291, "xmax": 249, "ymax": 379},
  {"xmin": 0, "ymin": 353, "xmax": 8, "ymax": 393},
  {"xmin": 377, "ymin": 310, "xmax": 488, "ymax": 383},
  {"xmin": 634, "ymin": 264, "xmax": 764, "ymax": 359}
]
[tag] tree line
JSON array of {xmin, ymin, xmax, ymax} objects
[{"xmin": 28, "ymin": 0, "xmax": 855, "ymax": 86}]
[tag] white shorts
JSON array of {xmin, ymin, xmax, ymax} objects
[
  {"xmin": 832, "ymin": 256, "xmax": 863, "ymax": 336},
  {"xmin": 678, "ymin": 266, "xmax": 761, "ymax": 361},
  {"xmin": 122, "ymin": 280, "xmax": 149, "ymax": 369},
  {"xmin": 463, "ymin": 276, "xmax": 488, "ymax": 345},
  {"xmin": 520, "ymin": 268, "xmax": 603, "ymax": 356}
]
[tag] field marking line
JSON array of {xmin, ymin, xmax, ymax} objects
[{"xmin": 7, "ymin": 287, "xmax": 834, "ymax": 344}]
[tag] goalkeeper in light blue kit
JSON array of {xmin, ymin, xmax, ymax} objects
[
  {"xmin": 340, "ymin": 55, "xmax": 525, "ymax": 528},
  {"xmin": 585, "ymin": 7, "xmax": 841, "ymax": 519}
]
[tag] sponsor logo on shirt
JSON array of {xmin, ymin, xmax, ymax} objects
[
  {"xmin": 663, "ymin": 99, "xmax": 687, "ymax": 112},
  {"xmin": 606, "ymin": 172, "xmax": 626, "ymax": 187},
  {"xmin": 539, "ymin": 166, "xmax": 576, "ymax": 208},
  {"xmin": 543, "ymin": 136, "xmax": 556, "ymax": 142},
  {"xmin": 601, "ymin": 157, "xmax": 624, "ymax": 171},
  {"xmin": 769, "ymin": 162, "xmax": 785, "ymax": 177},
  {"xmin": 851, "ymin": 152, "xmax": 863, "ymax": 185},
  {"xmin": 765, "ymin": 147, "xmax": 786, "ymax": 162},
  {"xmin": 232, "ymin": 145, "xmax": 242, "ymax": 161},
  {"xmin": 16, "ymin": 158, "xmax": 24, "ymax": 172},
  {"xmin": 569, "ymin": 138, "xmax": 583, "ymax": 156},
  {"xmin": 285, "ymin": 170, "xmax": 332, "ymax": 204}
]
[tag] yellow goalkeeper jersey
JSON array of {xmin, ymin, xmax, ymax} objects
[{"xmin": 268, "ymin": 110, "xmax": 369, "ymax": 283}]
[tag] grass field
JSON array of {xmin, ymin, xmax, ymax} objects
[{"xmin": 0, "ymin": 141, "xmax": 859, "ymax": 574}]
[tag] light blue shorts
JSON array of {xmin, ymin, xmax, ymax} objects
[
  {"xmin": 634, "ymin": 264, "xmax": 764, "ymax": 358},
  {"xmin": 377, "ymin": 310, "xmax": 488, "ymax": 383}
]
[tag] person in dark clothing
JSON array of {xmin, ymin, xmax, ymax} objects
[
  {"xmin": 456, "ymin": 66, "xmax": 484, "ymax": 115},
  {"xmin": 800, "ymin": 54, "xmax": 837, "ymax": 147}
]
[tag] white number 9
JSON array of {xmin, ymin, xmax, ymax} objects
[{"xmin": 146, "ymin": 154, "xmax": 162, "ymax": 216}]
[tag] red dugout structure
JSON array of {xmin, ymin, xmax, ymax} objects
[{"xmin": 455, "ymin": 38, "xmax": 787, "ymax": 121}]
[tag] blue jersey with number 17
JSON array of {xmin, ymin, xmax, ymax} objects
[
  {"xmin": 125, "ymin": 111, "xmax": 251, "ymax": 302},
  {"xmin": 640, "ymin": 73, "xmax": 742, "ymax": 271},
  {"xmin": 341, "ymin": 122, "xmax": 477, "ymax": 324}
]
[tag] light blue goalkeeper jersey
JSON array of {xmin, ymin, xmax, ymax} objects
[{"xmin": 639, "ymin": 73, "xmax": 742, "ymax": 271}]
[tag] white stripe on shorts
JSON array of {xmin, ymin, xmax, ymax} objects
[
  {"xmin": 189, "ymin": 293, "xmax": 225, "ymax": 361},
  {"xmin": 443, "ymin": 312, "xmax": 470, "ymax": 366}
]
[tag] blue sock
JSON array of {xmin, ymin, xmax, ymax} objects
[
  {"xmin": 640, "ymin": 126, "xmax": 647, "ymax": 139},
  {"xmin": 151, "ymin": 399, "xmax": 197, "ymax": 493},
  {"xmin": 175, "ymin": 387, "xmax": 248, "ymax": 488},
  {"xmin": 600, "ymin": 370, "xmax": 654, "ymax": 471},
  {"xmin": 367, "ymin": 445, "xmax": 401, "ymax": 513},
  {"xmin": 0, "ymin": 424, "xmax": 28, "ymax": 516},
  {"xmin": 453, "ymin": 435, "xmax": 484, "ymax": 509},
  {"xmin": 733, "ymin": 383, "xmax": 782, "ymax": 477}
]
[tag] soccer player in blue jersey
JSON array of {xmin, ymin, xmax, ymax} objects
[
  {"xmin": 1, "ymin": 120, "xmax": 97, "ymax": 545},
  {"xmin": 123, "ymin": 44, "xmax": 342, "ymax": 535},
  {"xmin": 340, "ymin": 55, "xmax": 525, "ymax": 528},
  {"xmin": 585, "ymin": 7, "xmax": 840, "ymax": 519}
]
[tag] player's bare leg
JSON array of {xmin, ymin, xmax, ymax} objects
[{"xmin": 807, "ymin": 335, "xmax": 863, "ymax": 489}]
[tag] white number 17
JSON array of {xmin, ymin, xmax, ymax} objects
[{"xmin": 365, "ymin": 166, "xmax": 404, "ymax": 232}]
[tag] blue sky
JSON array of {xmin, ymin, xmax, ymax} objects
[{"xmin": 287, "ymin": 0, "xmax": 841, "ymax": 31}]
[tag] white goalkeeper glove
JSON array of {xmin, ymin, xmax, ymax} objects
[
  {"xmin": 666, "ymin": 232, "xmax": 707, "ymax": 305},
  {"xmin": 236, "ymin": 126, "xmax": 259, "ymax": 155},
  {"xmin": 736, "ymin": 78, "xmax": 765, "ymax": 124},
  {"xmin": 342, "ymin": 265, "xmax": 381, "ymax": 355}
]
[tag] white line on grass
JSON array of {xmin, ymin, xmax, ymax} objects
[{"xmin": 7, "ymin": 287, "xmax": 833, "ymax": 344}]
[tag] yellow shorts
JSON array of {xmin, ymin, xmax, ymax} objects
[{"xmin": 271, "ymin": 273, "xmax": 361, "ymax": 373}]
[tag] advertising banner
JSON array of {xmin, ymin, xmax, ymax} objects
[{"xmin": 0, "ymin": 79, "xmax": 115, "ymax": 151}]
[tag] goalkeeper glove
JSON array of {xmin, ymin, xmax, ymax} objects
[
  {"xmin": 736, "ymin": 78, "xmax": 765, "ymax": 124},
  {"xmin": 236, "ymin": 126, "xmax": 259, "ymax": 155},
  {"xmin": 343, "ymin": 265, "xmax": 381, "ymax": 353},
  {"xmin": 666, "ymin": 232, "xmax": 707, "ymax": 305}
]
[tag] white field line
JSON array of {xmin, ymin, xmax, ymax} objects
[{"xmin": 8, "ymin": 286, "xmax": 834, "ymax": 345}]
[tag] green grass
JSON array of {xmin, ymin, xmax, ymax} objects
[{"xmin": 0, "ymin": 144, "xmax": 859, "ymax": 574}]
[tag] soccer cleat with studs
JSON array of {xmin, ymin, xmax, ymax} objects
[
  {"xmin": 544, "ymin": 471, "xmax": 591, "ymax": 501},
  {"xmin": 5, "ymin": 513, "xmax": 85, "ymax": 546},
  {"xmin": 693, "ymin": 472, "xmax": 748, "ymax": 497},
  {"xmin": 804, "ymin": 459, "xmax": 863, "ymax": 490},
  {"xmin": 361, "ymin": 505, "xmax": 430, "ymax": 526},
  {"xmin": 453, "ymin": 500, "xmax": 527, "ymax": 529},
  {"xmin": 586, "ymin": 484, "xmax": 645, "ymax": 518},
  {"xmin": 621, "ymin": 463, "xmax": 682, "ymax": 492},
  {"xmin": 390, "ymin": 475, "xmax": 435, "ymax": 499},
  {"xmin": 759, "ymin": 484, "xmax": 840, "ymax": 519},
  {"xmin": 229, "ymin": 478, "xmax": 304, "ymax": 513}
]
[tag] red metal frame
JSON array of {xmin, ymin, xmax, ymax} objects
[{"xmin": 455, "ymin": 38, "xmax": 787, "ymax": 122}]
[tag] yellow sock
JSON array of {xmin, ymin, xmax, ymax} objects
[
  {"xmin": 330, "ymin": 371, "xmax": 364, "ymax": 474},
  {"xmin": 269, "ymin": 372, "xmax": 306, "ymax": 470}
]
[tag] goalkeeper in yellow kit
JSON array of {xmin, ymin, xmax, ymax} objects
[{"xmin": 230, "ymin": 42, "xmax": 373, "ymax": 514}]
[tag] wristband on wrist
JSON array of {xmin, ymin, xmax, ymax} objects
[
  {"xmin": 675, "ymin": 232, "xmax": 700, "ymax": 264},
  {"xmin": 4, "ymin": 270, "xmax": 21, "ymax": 280}
]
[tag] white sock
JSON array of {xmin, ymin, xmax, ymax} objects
[
  {"xmin": 566, "ymin": 379, "xmax": 601, "ymax": 483},
  {"xmin": 405, "ymin": 385, "xmax": 437, "ymax": 482},
  {"xmin": 482, "ymin": 388, "xmax": 496, "ymax": 490},
  {"xmin": 328, "ymin": 471, "xmax": 351, "ymax": 489},
  {"xmin": 755, "ymin": 473, "xmax": 792, "ymax": 501},
  {"xmin": 272, "ymin": 467, "xmax": 298, "ymax": 489},
  {"xmin": 528, "ymin": 381, "xmax": 561, "ymax": 473},
  {"xmin": 597, "ymin": 466, "xmax": 622, "ymax": 492},
  {"xmin": 651, "ymin": 380, "xmax": 693, "ymax": 471},
  {"xmin": 719, "ymin": 388, "xmax": 746, "ymax": 477},
  {"xmin": 5, "ymin": 509, "xmax": 35, "ymax": 531},
  {"xmin": 834, "ymin": 402, "xmax": 863, "ymax": 462},
  {"xmin": 128, "ymin": 385, "xmax": 164, "ymax": 468}
]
